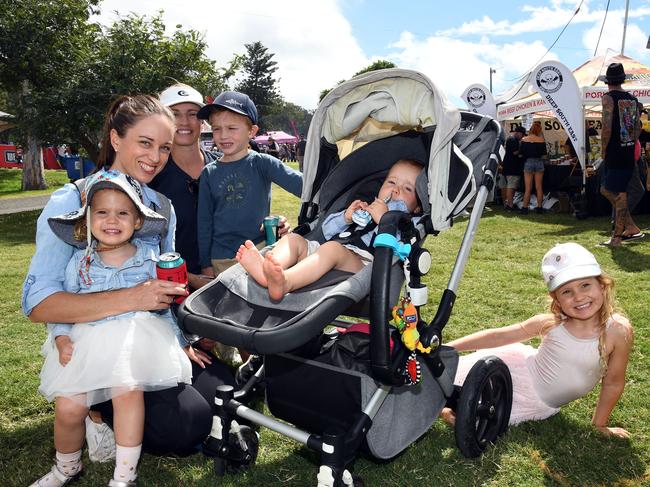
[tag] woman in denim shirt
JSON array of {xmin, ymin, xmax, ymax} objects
[
  {"xmin": 34, "ymin": 170, "xmax": 193, "ymax": 487},
  {"xmin": 23, "ymin": 96, "xmax": 235, "ymax": 486}
]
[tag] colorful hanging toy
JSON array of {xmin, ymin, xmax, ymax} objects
[
  {"xmin": 390, "ymin": 296, "xmax": 432, "ymax": 354},
  {"xmin": 390, "ymin": 296, "xmax": 431, "ymax": 385}
]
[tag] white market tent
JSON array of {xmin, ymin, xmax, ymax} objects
[{"xmin": 495, "ymin": 54, "xmax": 650, "ymax": 121}]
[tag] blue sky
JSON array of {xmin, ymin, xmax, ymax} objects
[{"xmin": 95, "ymin": 0, "xmax": 650, "ymax": 108}]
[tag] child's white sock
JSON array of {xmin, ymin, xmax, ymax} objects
[
  {"xmin": 34, "ymin": 450, "xmax": 82, "ymax": 487},
  {"xmin": 112, "ymin": 444, "xmax": 141, "ymax": 483}
]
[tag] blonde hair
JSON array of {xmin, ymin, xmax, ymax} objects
[
  {"xmin": 542, "ymin": 274, "xmax": 616, "ymax": 375},
  {"xmin": 529, "ymin": 121, "xmax": 543, "ymax": 136}
]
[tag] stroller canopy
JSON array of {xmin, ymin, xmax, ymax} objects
[{"xmin": 302, "ymin": 68, "xmax": 472, "ymax": 232}]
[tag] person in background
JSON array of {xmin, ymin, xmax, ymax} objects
[
  {"xmin": 599, "ymin": 62, "xmax": 642, "ymax": 247},
  {"xmin": 150, "ymin": 83, "xmax": 217, "ymax": 290},
  {"xmin": 266, "ymin": 135, "xmax": 280, "ymax": 159},
  {"xmin": 296, "ymin": 134, "xmax": 307, "ymax": 172},
  {"xmin": 520, "ymin": 121, "xmax": 547, "ymax": 214},
  {"xmin": 499, "ymin": 126, "xmax": 525, "ymax": 211}
]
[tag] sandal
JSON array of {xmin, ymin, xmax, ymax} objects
[
  {"xmin": 621, "ymin": 232, "xmax": 645, "ymax": 241},
  {"xmin": 600, "ymin": 235, "xmax": 623, "ymax": 247},
  {"xmin": 29, "ymin": 465, "xmax": 82, "ymax": 487}
]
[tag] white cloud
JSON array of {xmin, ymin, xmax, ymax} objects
[
  {"xmin": 94, "ymin": 0, "xmax": 368, "ymax": 109},
  {"xmin": 386, "ymin": 32, "xmax": 555, "ymax": 106}
]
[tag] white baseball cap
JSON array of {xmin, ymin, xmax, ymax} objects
[
  {"xmin": 541, "ymin": 242, "xmax": 602, "ymax": 291},
  {"xmin": 159, "ymin": 84, "xmax": 205, "ymax": 108}
]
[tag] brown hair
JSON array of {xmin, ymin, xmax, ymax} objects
[
  {"xmin": 97, "ymin": 95, "xmax": 175, "ymax": 171},
  {"xmin": 529, "ymin": 121, "xmax": 543, "ymax": 136},
  {"xmin": 543, "ymin": 274, "xmax": 616, "ymax": 375}
]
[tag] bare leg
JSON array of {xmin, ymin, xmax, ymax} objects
[
  {"xmin": 264, "ymin": 241, "xmax": 365, "ymax": 300},
  {"xmin": 522, "ymin": 171, "xmax": 533, "ymax": 208},
  {"xmin": 112, "ymin": 390, "xmax": 144, "ymax": 447},
  {"xmin": 534, "ymin": 172, "xmax": 544, "ymax": 208},
  {"xmin": 505, "ymin": 187, "xmax": 514, "ymax": 208},
  {"xmin": 440, "ymin": 407, "xmax": 456, "ymax": 427},
  {"xmin": 54, "ymin": 396, "xmax": 88, "ymax": 453},
  {"xmin": 236, "ymin": 240, "xmax": 267, "ymax": 286}
]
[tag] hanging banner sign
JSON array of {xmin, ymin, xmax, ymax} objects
[
  {"xmin": 496, "ymin": 96, "xmax": 549, "ymax": 120},
  {"xmin": 582, "ymin": 86, "xmax": 650, "ymax": 104},
  {"xmin": 461, "ymin": 83, "xmax": 497, "ymax": 118},
  {"xmin": 530, "ymin": 60, "xmax": 586, "ymax": 169}
]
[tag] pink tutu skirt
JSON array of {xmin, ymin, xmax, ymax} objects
[{"xmin": 454, "ymin": 343, "xmax": 560, "ymax": 425}]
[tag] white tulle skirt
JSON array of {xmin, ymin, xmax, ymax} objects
[
  {"xmin": 454, "ymin": 343, "xmax": 561, "ymax": 425},
  {"xmin": 39, "ymin": 311, "xmax": 192, "ymax": 407}
]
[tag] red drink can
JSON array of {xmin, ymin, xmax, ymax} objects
[{"xmin": 156, "ymin": 252, "xmax": 188, "ymax": 304}]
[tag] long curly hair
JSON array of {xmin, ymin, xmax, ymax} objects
[{"xmin": 542, "ymin": 274, "xmax": 616, "ymax": 376}]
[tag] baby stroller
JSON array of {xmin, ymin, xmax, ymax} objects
[{"xmin": 177, "ymin": 68, "xmax": 511, "ymax": 486}]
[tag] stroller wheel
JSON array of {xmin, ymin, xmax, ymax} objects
[
  {"xmin": 454, "ymin": 356, "xmax": 512, "ymax": 458},
  {"xmin": 211, "ymin": 425, "xmax": 260, "ymax": 476}
]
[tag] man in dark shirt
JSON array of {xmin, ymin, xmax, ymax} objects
[
  {"xmin": 499, "ymin": 125, "xmax": 525, "ymax": 210},
  {"xmin": 296, "ymin": 133, "xmax": 307, "ymax": 172},
  {"xmin": 151, "ymin": 83, "xmax": 217, "ymax": 288},
  {"xmin": 599, "ymin": 63, "xmax": 642, "ymax": 247}
]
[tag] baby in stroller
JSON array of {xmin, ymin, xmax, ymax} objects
[{"xmin": 236, "ymin": 159, "xmax": 422, "ymax": 301}]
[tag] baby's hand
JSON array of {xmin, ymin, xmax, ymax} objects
[
  {"xmin": 595, "ymin": 425, "xmax": 631, "ymax": 439},
  {"xmin": 54, "ymin": 335, "xmax": 74, "ymax": 366},
  {"xmin": 344, "ymin": 200, "xmax": 366, "ymax": 224},
  {"xmin": 366, "ymin": 197, "xmax": 390, "ymax": 223}
]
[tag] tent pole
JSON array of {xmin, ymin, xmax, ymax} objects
[{"xmin": 621, "ymin": 0, "xmax": 630, "ymax": 55}]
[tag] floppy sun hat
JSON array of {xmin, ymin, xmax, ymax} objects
[
  {"xmin": 159, "ymin": 84, "xmax": 205, "ymax": 108},
  {"xmin": 541, "ymin": 242, "xmax": 602, "ymax": 291},
  {"xmin": 48, "ymin": 169, "xmax": 167, "ymax": 249},
  {"xmin": 197, "ymin": 91, "xmax": 258, "ymax": 124}
]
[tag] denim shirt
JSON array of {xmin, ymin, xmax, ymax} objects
[
  {"xmin": 49, "ymin": 239, "xmax": 187, "ymax": 346},
  {"xmin": 22, "ymin": 181, "xmax": 176, "ymax": 317}
]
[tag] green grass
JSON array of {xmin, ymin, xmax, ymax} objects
[
  {"xmin": 0, "ymin": 168, "xmax": 69, "ymax": 199},
  {"xmin": 2, "ymin": 185, "xmax": 649, "ymax": 486}
]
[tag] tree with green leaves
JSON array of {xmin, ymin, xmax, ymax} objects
[
  {"xmin": 0, "ymin": 0, "xmax": 100, "ymax": 189},
  {"xmin": 0, "ymin": 4, "xmax": 234, "ymax": 190},
  {"xmin": 319, "ymin": 60, "xmax": 397, "ymax": 103},
  {"xmin": 235, "ymin": 42, "xmax": 280, "ymax": 131}
]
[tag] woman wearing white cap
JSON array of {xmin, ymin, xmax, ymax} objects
[{"xmin": 442, "ymin": 243, "xmax": 633, "ymax": 438}]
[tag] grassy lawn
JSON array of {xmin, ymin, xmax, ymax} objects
[
  {"xmin": 1, "ymin": 184, "xmax": 649, "ymax": 486},
  {"xmin": 0, "ymin": 168, "xmax": 70, "ymax": 199}
]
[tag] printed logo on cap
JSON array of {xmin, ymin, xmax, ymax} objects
[
  {"xmin": 536, "ymin": 66, "xmax": 563, "ymax": 94},
  {"xmin": 466, "ymin": 87, "xmax": 486, "ymax": 109},
  {"xmin": 225, "ymin": 97, "xmax": 244, "ymax": 109},
  {"xmin": 177, "ymin": 90, "xmax": 190, "ymax": 97}
]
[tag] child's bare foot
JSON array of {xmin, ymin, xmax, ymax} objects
[
  {"xmin": 440, "ymin": 407, "xmax": 456, "ymax": 427},
  {"xmin": 263, "ymin": 251, "xmax": 289, "ymax": 301},
  {"xmin": 236, "ymin": 240, "xmax": 267, "ymax": 286}
]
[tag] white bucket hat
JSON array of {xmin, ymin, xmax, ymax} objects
[
  {"xmin": 48, "ymin": 169, "xmax": 167, "ymax": 249},
  {"xmin": 159, "ymin": 84, "xmax": 205, "ymax": 108},
  {"xmin": 541, "ymin": 242, "xmax": 602, "ymax": 291}
]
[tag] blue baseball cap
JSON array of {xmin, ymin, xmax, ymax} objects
[{"xmin": 197, "ymin": 91, "xmax": 258, "ymax": 124}]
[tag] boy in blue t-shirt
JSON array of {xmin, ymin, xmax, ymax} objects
[{"xmin": 196, "ymin": 91, "xmax": 302, "ymax": 277}]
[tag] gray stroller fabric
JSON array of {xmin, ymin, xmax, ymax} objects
[
  {"xmin": 214, "ymin": 248, "xmax": 405, "ymax": 316},
  {"xmin": 363, "ymin": 347, "xmax": 458, "ymax": 459}
]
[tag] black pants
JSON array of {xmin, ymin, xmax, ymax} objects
[{"xmin": 92, "ymin": 359, "xmax": 235, "ymax": 456}]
